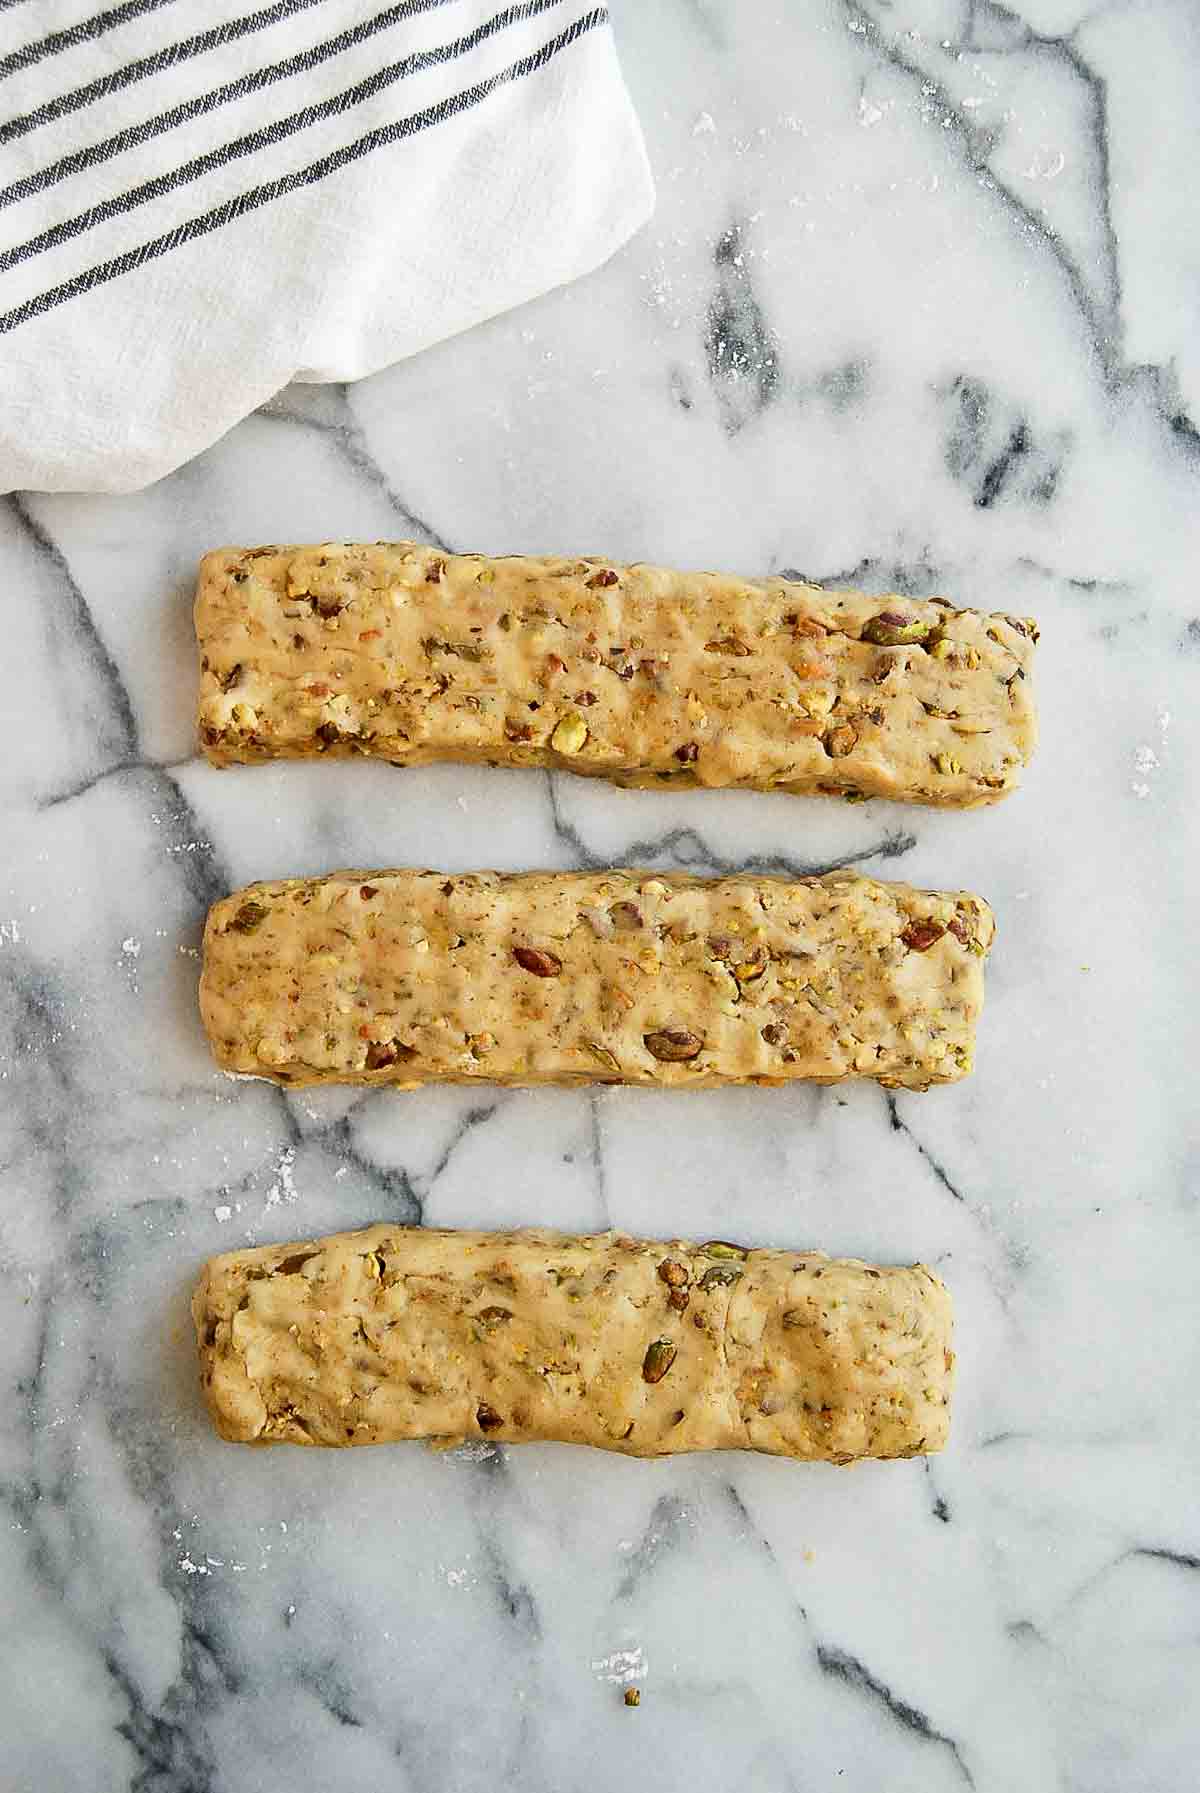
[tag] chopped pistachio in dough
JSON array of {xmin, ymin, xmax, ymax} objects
[
  {"xmin": 193, "ymin": 1225, "xmax": 954, "ymax": 1461},
  {"xmin": 199, "ymin": 868, "xmax": 995, "ymax": 1091},
  {"xmin": 196, "ymin": 542, "xmax": 1039, "ymax": 807}
]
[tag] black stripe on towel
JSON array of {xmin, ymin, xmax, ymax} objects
[
  {"xmin": 1, "ymin": 0, "xmax": 183, "ymax": 80},
  {"xmin": 0, "ymin": 0, "xmax": 565, "ymax": 273},
  {"xmin": 0, "ymin": 0, "xmax": 460, "ymax": 209},
  {"xmin": 0, "ymin": 0, "xmax": 328, "ymax": 143},
  {"xmin": 0, "ymin": 9, "xmax": 609, "ymax": 336}
]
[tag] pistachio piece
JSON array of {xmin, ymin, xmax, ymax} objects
[
  {"xmin": 228, "ymin": 900, "xmax": 269, "ymax": 934},
  {"xmin": 781, "ymin": 1308, "xmax": 809, "ymax": 1329},
  {"xmin": 641, "ymin": 1339, "xmax": 677, "ymax": 1384},
  {"xmin": 947, "ymin": 915, "xmax": 973, "ymax": 946},
  {"xmin": 861, "ymin": 611, "xmax": 930, "ymax": 647},
  {"xmin": 643, "ymin": 1029, "xmax": 703, "ymax": 1062},
  {"xmin": 698, "ymin": 1264, "xmax": 743, "ymax": 1291},
  {"xmin": 825, "ymin": 723, "xmax": 858, "ymax": 758},
  {"xmin": 476, "ymin": 1403, "xmax": 504, "ymax": 1431},
  {"xmin": 702, "ymin": 1240, "xmax": 748, "ymax": 1260},
  {"xmin": 624, "ymin": 1688, "xmax": 641, "ymax": 1708},
  {"xmin": 477, "ymin": 1306, "xmax": 513, "ymax": 1329},
  {"xmin": 365, "ymin": 1041, "xmax": 416, "ymax": 1069},
  {"xmin": 900, "ymin": 919, "xmax": 945, "ymax": 952},
  {"xmin": 513, "ymin": 946, "xmax": 563, "ymax": 977},
  {"xmin": 657, "ymin": 1259, "xmax": 689, "ymax": 1289},
  {"xmin": 550, "ymin": 712, "xmax": 589, "ymax": 755},
  {"xmin": 933, "ymin": 751, "xmax": 963, "ymax": 775},
  {"xmin": 586, "ymin": 1041, "xmax": 621, "ymax": 1074},
  {"xmin": 276, "ymin": 1251, "xmax": 318, "ymax": 1276}
]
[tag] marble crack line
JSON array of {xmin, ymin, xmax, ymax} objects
[
  {"xmin": 1045, "ymin": 1538, "xmax": 1200, "ymax": 1632},
  {"xmin": 478, "ymin": 1529, "xmax": 542, "ymax": 1643},
  {"xmin": 546, "ymin": 772, "xmax": 917, "ymax": 878},
  {"xmin": 842, "ymin": 0, "xmax": 1120, "ymax": 379},
  {"xmin": 414, "ymin": 1098, "xmax": 505, "ymax": 1200},
  {"xmin": 973, "ymin": 0, "xmax": 1122, "ymax": 328},
  {"xmin": 786, "ymin": 554, "xmax": 945, "ymax": 600},
  {"xmin": 586, "ymin": 1091, "xmax": 612, "ymax": 1230},
  {"xmin": 262, "ymin": 385, "xmax": 453, "ymax": 551},
  {"xmin": 316, "ymin": 1112, "xmax": 424, "ymax": 1226},
  {"xmin": 885, "ymin": 1093, "xmax": 965, "ymax": 1205},
  {"xmin": 8, "ymin": 493, "xmax": 140, "ymax": 763},
  {"xmin": 721, "ymin": 1479, "xmax": 971, "ymax": 1779},
  {"xmin": 37, "ymin": 752, "xmax": 199, "ymax": 812},
  {"xmin": 296, "ymin": 1660, "xmax": 365, "ymax": 1731},
  {"xmin": 717, "ymin": 1476, "xmax": 786, "ymax": 1566},
  {"xmin": 815, "ymin": 1643, "xmax": 975, "ymax": 1786},
  {"xmin": 1015, "ymin": 555, "xmax": 1133, "ymax": 596},
  {"xmin": 615, "ymin": 1491, "xmax": 695, "ymax": 1601},
  {"xmin": 150, "ymin": 763, "xmax": 235, "ymax": 915},
  {"xmin": 13, "ymin": 1347, "xmax": 234, "ymax": 1790},
  {"xmin": 1130, "ymin": 1544, "xmax": 1200, "ymax": 1573},
  {"xmin": 37, "ymin": 755, "xmax": 231, "ymax": 919},
  {"xmin": 107, "ymin": 1612, "xmax": 238, "ymax": 1793},
  {"xmin": 925, "ymin": 1456, "xmax": 952, "ymax": 1523},
  {"xmin": 705, "ymin": 218, "xmax": 782, "ymax": 436},
  {"xmin": 884, "ymin": 1095, "xmax": 1029, "ymax": 1304}
]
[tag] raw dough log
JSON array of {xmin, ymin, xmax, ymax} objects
[
  {"xmin": 196, "ymin": 542, "xmax": 1038, "ymax": 806},
  {"xmin": 193, "ymin": 1225, "xmax": 954, "ymax": 1460},
  {"xmin": 199, "ymin": 867, "xmax": 994, "ymax": 1091}
]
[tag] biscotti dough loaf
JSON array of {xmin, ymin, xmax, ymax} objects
[
  {"xmin": 196, "ymin": 542, "xmax": 1038, "ymax": 807},
  {"xmin": 200, "ymin": 868, "xmax": 994, "ymax": 1091},
  {"xmin": 193, "ymin": 1225, "xmax": 953, "ymax": 1461}
]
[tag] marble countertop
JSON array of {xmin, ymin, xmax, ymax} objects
[{"xmin": 3, "ymin": 2, "xmax": 1199, "ymax": 1788}]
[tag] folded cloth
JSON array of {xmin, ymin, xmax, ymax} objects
[{"xmin": 0, "ymin": 0, "xmax": 654, "ymax": 492}]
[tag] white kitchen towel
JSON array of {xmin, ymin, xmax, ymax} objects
[{"xmin": 0, "ymin": 0, "xmax": 654, "ymax": 492}]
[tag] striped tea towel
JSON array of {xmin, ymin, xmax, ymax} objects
[{"xmin": 0, "ymin": 0, "xmax": 654, "ymax": 492}]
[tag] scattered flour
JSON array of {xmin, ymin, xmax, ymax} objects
[
  {"xmin": 1132, "ymin": 710, "xmax": 1170, "ymax": 798},
  {"xmin": 444, "ymin": 1440, "xmax": 495, "ymax": 1463},
  {"xmin": 264, "ymin": 1147, "xmax": 299, "ymax": 1209},
  {"xmin": 591, "ymin": 1644, "xmax": 647, "ymax": 1685},
  {"xmin": 1024, "ymin": 147, "xmax": 1066, "ymax": 180}
]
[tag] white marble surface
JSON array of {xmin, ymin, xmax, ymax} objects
[{"xmin": 3, "ymin": 2, "xmax": 1199, "ymax": 1788}]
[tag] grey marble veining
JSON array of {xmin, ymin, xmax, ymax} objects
[{"xmin": 3, "ymin": 2, "xmax": 1199, "ymax": 1789}]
